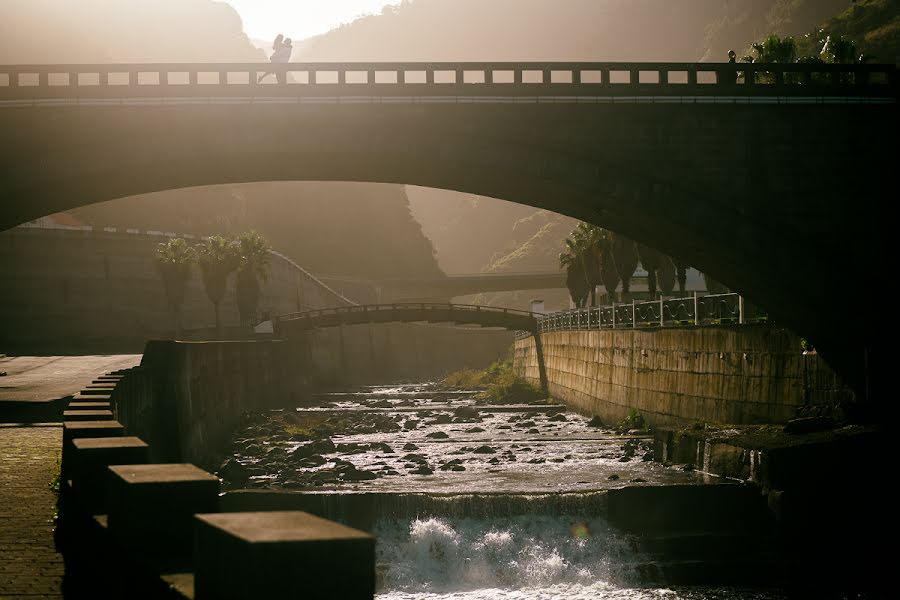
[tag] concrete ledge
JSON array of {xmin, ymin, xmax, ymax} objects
[
  {"xmin": 107, "ymin": 464, "xmax": 220, "ymax": 569},
  {"xmin": 64, "ymin": 409, "xmax": 114, "ymax": 421},
  {"xmin": 194, "ymin": 511, "xmax": 374, "ymax": 600}
]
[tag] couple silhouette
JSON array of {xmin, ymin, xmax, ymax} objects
[{"xmin": 258, "ymin": 34, "xmax": 293, "ymax": 84}]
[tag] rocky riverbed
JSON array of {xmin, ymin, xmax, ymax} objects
[{"xmin": 219, "ymin": 383, "xmax": 710, "ymax": 493}]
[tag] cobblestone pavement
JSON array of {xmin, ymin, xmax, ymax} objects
[{"xmin": 0, "ymin": 425, "xmax": 64, "ymax": 599}]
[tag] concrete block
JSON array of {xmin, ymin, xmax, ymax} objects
[
  {"xmin": 73, "ymin": 392, "xmax": 112, "ymax": 402},
  {"xmin": 194, "ymin": 511, "xmax": 375, "ymax": 600},
  {"xmin": 63, "ymin": 420, "xmax": 124, "ymax": 447},
  {"xmin": 64, "ymin": 409, "xmax": 114, "ymax": 421},
  {"xmin": 68, "ymin": 401, "xmax": 111, "ymax": 410},
  {"xmin": 107, "ymin": 464, "xmax": 219, "ymax": 566},
  {"xmin": 69, "ymin": 437, "xmax": 150, "ymax": 513},
  {"xmin": 78, "ymin": 388, "xmax": 116, "ymax": 396}
]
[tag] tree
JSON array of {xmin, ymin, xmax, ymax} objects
[
  {"xmin": 196, "ymin": 235, "xmax": 238, "ymax": 338},
  {"xmin": 750, "ymin": 34, "xmax": 797, "ymax": 64},
  {"xmin": 703, "ymin": 273, "xmax": 730, "ymax": 295},
  {"xmin": 155, "ymin": 238, "xmax": 195, "ymax": 337},
  {"xmin": 559, "ymin": 238, "xmax": 589, "ymax": 309},
  {"xmin": 234, "ymin": 231, "xmax": 271, "ymax": 328},
  {"xmin": 612, "ymin": 234, "xmax": 639, "ymax": 301},
  {"xmin": 657, "ymin": 256, "xmax": 676, "ymax": 296},
  {"xmin": 637, "ymin": 244, "xmax": 664, "ymax": 298},
  {"xmin": 673, "ymin": 258, "xmax": 690, "ymax": 295}
]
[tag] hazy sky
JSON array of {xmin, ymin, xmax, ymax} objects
[{"xmin": 219, "ymin": 0, "xmax": 403, "ymax": 41}]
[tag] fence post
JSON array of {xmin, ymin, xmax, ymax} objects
[
  {"xmin": 632, "ymin": 300, "xmax": 637, "ymax": 329},
  {"xmin": 693, "ymin": 292, "xmax": 700, "ymax": 326},
  {"xmin": 738, "ymin": 295, "xmax": 745, "ymax": 325},
  {"xmin": 612, "ymin": 303, "xmax": 616, "ymax": 328},
  {"xmin": 659, "ymin": 297, "xmax": 664, "ymax": 327}
]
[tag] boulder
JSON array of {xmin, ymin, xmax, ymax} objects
[
  {"xmin": 548, "ymin": 414, "xmax": 568, "ymax": 422},
  {"xmin": 587, "ymin": 416, "xmax": 605, "ymax": 428},
  {"xmin": 292, "ymin": 438, "xmax": 336, "ymax": 459},
  {"xmin": 409, "ymin": 466, "xmax": 434, "ymax": 475},
  {"xmin": 453, "ymin": 406, "xmax": 480, "ymax": 419},
  {"xmin": 218, "ymin": 459, "xmax": 250, "ymax": 483},
  {"xmin": 402, "ymin": 443, "xmax": 419, "ymax": 451},
  {"xmin": 783, "ymin": 416, "xmax": 837, "ymax": 435},
  {"xmin": 426, "ymin": 431, "xmax": 450, "ymax": 439},
  {"xmin": 473, "ymin": 446, "xmax": 496, "ymax": 454}
]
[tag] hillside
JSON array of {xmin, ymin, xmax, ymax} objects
[{"xmin": 71, "ymin": 183, "xmax": 442, "ymax": 279}]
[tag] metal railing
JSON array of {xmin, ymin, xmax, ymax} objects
[
  {"xmin": 528, "ymin": 293, "xmax": 766, "ymax": 337},
  {"xmin": 1, "ymin": 62, "xmax": 896, "ymax": 101}
]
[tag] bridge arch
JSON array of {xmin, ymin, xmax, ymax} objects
[{"xmin": 2, "ymin": 62, "xmax": 895, "ymax": 397}]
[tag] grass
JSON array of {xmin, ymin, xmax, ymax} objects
[
  {"xmin": 48, "ymin": 453, "xmax": 61, "ymax": 493},
  {"xmin": 442, "ymin": 354, "xmax": 547, "ymax": 405}
]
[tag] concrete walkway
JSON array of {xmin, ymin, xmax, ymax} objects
[
  {"xmin": 0, "ymin": 355, "xmax": 140, "ymax": 598},
  {"xmin": 0, "ymin": 424, "xmax": 64, "ymax": 598}
]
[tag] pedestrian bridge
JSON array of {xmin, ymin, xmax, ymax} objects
[
  {"xmin": 275, "ymin": 303, "xmax": 538, "ymax": 335},
  {"xmin": 1, "ymin": 61, "xmax": 895, "ymax": 395}
]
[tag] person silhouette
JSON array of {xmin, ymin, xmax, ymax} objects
[{"xmin": 258, "ymin": 34, "xmax": 293, "ymax": 84}]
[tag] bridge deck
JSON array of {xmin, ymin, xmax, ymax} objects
[
  {"xmin": 277, "ymin": 303, "xmax": 538, "ymax": 334},
  {"xmin": 1, "ymin": 62, "xmax": 896, "ymax": 101}
]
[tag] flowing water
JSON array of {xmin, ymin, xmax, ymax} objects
[{"xmin": 226, "ymin": 384, "xmax": 786, "ymax": 599}]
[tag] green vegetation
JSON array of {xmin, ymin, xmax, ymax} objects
[
  {"xmin": 617, "ymin": 408, "xmax": 649, "ymax": 433},
  {"xmin": 155, "ymin": 238, "xmax": 196, "ymax": 336},
  {"xmin": 196, "ymin": 235, "xmax": 239, "ymax": 337},
  {"xmin": 234, "ymin": 231, "xmax": 272, "ymax": 327},
  {"xmin": 558, "ymin": 223, "xmax": 690, "ymax": 308},
  {"xmin": 442, "ymin": 354, "xmax": 546, "ymax": 405},
  {"xmin": 155, "ymin": 231, "xmax": 273, "ymax": 334},
  {"xmin": 48, "ymin": 453, "xmax": 61, "ymax": 493}
]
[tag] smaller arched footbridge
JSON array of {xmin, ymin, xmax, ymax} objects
[{"xmin": 275, "ymin": 303, "xmax": 538, "ymax": 335}]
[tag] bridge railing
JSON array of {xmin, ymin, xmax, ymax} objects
[
  {"xmin": 530, "ymin": 292, "xmax": 767, "ymax": 337},
  {"xmin": 1, "ymin": 62, "xmax": 896, "ymax": 100},
  {"xmin": 276, "ymin": 302, "xmax": 538, "ymax": 328}
]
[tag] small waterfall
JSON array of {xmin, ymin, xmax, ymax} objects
[{"xmin": 375, "ymin": 513, "xmax": 635, "ymax": 597}]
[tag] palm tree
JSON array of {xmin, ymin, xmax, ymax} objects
[
  {"xmin": 612, "ymin": 234, "xmax": 639, "ymax": 302},
  {"xmin": 234, "ymin": 231, "xmax": 271, "ymax": 328},
  {"xmin": 196, "ymin": 235, "xmax": 238, "ymax": 338},
  {"xmin": 572, "ymin": 223, "xmax": 607, "ymax": 306},
  {"xmin": 155, "ymin": 238, "xmax": 195, "ymax": 337},
  {"xmin": 673, "ymin": 258, "xmax": 690, "ymax": 295},
  {"xmin": 751, "ymin": 35, "xmax": 797, "ymax": 64},
  {"xmin": 637, "ymin": 244, "xmax": 663, "ymax": 298},
  {"xmin": 657, "ymin": 256, "xmax": 676, "ymax": 296},
  {"xmin": 559, "ymin": 239, "xmax": 589, "ymax": 308}
]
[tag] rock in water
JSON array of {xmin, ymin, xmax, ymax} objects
[
  {"xmin": 410, "ymin": 466, "xmax": 434, "ymax": 475},
  {"xmin": 587, "ymin": 416, "xmax": 605, "ymax": 428},
  {"xmin": 426, "ymin": 431, "xmax": 450, "ymax": 439},
  {"xmin": 292, "ymin": 438, "xmax": 336, "ymax": 459},
  {"xmin": 218, "ymin": 459, "xmax": 250, "ymax": 483},
  {"xmin": 453, "ymin": 406, "xmax": 479, "ymax": 419}
]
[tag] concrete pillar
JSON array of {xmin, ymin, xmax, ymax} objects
[
  {"xmin": 107, "ymin": 464, "xmax": 219, "ymax": 567},
  {"xmin": 194, "ymin": 511, "xmax": 375, "ymax": 600}
]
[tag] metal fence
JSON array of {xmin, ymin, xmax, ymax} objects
[{"xmin": 523, "ymin": 293, "xmax": 766, "ymax": 338}]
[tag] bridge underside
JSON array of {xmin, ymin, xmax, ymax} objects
[{"xmin": 1, "ymin": 99, "xmax": 892, "ymax": 403}]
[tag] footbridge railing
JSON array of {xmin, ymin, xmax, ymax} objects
[
  {"xmin": 1, "ymin": 62, "xmax": 896, "ymax": 102},
  {"xmin": 530, "ymin": 293, "xmax": 767, "ymax": 337},
  {"xmin": 275, "ymin": 303, "xmax": 538, "ymax": 334}
]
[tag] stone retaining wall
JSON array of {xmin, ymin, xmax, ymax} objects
[{"xmin": 515, "ymin": 325, "xmax": 854, "ymax": 427}]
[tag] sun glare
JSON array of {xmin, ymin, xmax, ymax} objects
[{"xmin": 220, "ymin": 0, "xmax": 403, "ymax": 42}]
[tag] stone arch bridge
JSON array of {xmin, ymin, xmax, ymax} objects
[{"xmin": 1, "ymin": 61, "xmax": 896, "ymax": 398}]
